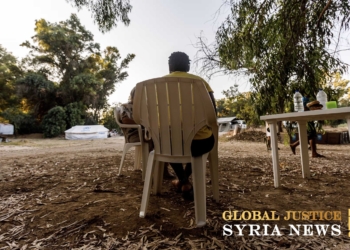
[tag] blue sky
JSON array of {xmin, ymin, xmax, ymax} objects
[{"xmin": 1, "ymin": 0, "xmax": 250, "ymax": 104}]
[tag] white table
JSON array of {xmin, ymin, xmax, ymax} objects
[{"xmin": 260, "ymin": 107, "xmax": 350, "ymax": 187}]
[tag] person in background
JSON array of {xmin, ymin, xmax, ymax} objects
[
  {"xmin": 265, "ymin": 113, "xmax": 271, "ymax": 150},
  {"xmin": 265, "ymin": 113, "xmax": 281, "ymax": 150},
  {"xmin": 164, "ymin": 51, "xmax": 217, "ymax": 200},
  {"xmin": 119, "ymin": 88, "xmax": 148, "ymax": 146},
  {"xmin": 289, "ymin": 96, "xmax": 325, "ymax": 158}
]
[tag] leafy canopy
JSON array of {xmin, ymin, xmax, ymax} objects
[
  {"xmin": 67, "ymin": 0, "xmax": 132, "ymax": 33},
  {"xmin": 196, "ymin": 0, "xmax": 350, "ymax": 117},
  {"xmin": 20, "ymin": 14, "xmax": 134, "ymax": 123},
  {"xmin": 218, "ymin": 84, "xmax": 262, "ymax": 126},
  {"xmin": 0, "ymin": 45, "xmax": 22, "ymax": 115}
]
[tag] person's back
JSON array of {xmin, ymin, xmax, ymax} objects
[{"xmin": 163, "ymin": 51, "xmax": 217, "ymax": 200}]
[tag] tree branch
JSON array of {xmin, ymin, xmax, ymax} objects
[{"xmin": 317, "ymin": 0, "xmax": 332, "ymax": 27}]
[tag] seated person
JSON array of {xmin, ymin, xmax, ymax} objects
[
  {"xmin": 119, "ymin": 88, "xmax": 145, "ymax": 144},
  {"xmin": 265, "ymin": 117, "xmax": 280, "ymax": 151},
  {"xmin": 164, "ymin": 51, "xmax": 217, "ymax": 200}
]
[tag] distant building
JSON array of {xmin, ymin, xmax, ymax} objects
[
  {"xmin": 217, "ymin": 117, "xmax": 247, "ymax": 132},
  {"xmin": 217, "ymin": 117, "xmax": 236, "ymax": 132}
]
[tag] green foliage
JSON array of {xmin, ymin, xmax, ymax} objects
[
  {"xmin": 42, "ymin": 107, "xmax": 67, "ymax": 138},
  {"xmin": 65, "ymin": 102, "xmax": 85, "ymax": 128},
  {"xmin": 0, "ymin": 45, "xmax": 22, "ymax": 113},
  {"xmin": 20, "ymin": 14, "xmax": 134, "ymax": 124},
  {"xmin": 16, "ymin": 73, "xmax": 57, "ymax": 121},
  {"xmin": 67, "ymin": 0, "xmax": 132, "ymax": 33},
  {"xmin": 216, "ymin": 98, "xmax": 235, "ymax": 117},
  {"xmin": 197, "ymin": 0, "xmax": 350, "ymax": 120},
  {"xmin": 1, "ymin": 14, "xmax": 134, "ymax": 135},
  {"xmin": 219, "ymin": 85, "xmax": 263, "ymax": 127},
  {"xmin": 1, "ymin": 108, "xmax": 39, "ymax": 135},
  {"xmin": 100, "ymin": 105, "xmax": 120, "ymax": 131},
  {"xmin": 320, "ymin": 72, "xmax": 350, "ymax": 106}
]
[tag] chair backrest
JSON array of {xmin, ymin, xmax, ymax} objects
[
  {"xmin": 114, "ymin": 107, "xmax": 123, "ymax": 127},
  {"xmin": 114, "ymin": 107, "xmax": 130, "ymax": 142},
  {"xmin": 133, "ymin": 77, "xmax": 217, "ymax": 157}
]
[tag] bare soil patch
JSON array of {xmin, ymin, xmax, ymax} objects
[
  {"xmin": 1, "ymin": 132, "xmax": 350, "ymax": 249},
  {"xmin": 229, "ymin": 130, "xmax": 267, "ymax": 142}
]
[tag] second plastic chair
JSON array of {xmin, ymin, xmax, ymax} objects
[{"xmin": 114, "ymin": 107, "xmax": 149, "ymax": 179}]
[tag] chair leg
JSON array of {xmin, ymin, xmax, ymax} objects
[
  {"xmin": 208, "ymin": 146, "xmax": 219, "ymax": 202},
  {"xmin": 141, "ymin": 143, "xmax": 149, "ymax": 181},
  {"xmin": 118, "ymin": 144, "xmax": 135, "ymax": 176},
  {"xmin": 139, "ymin": 151, "xmax": 155, "ymax": 218},
  {"xmin": 134, "ymin": 146, "xmax": 142, "ymax": 170},
  {"xmin": 209, "ymin": 126, "xmax": 219, "ymax": 202},
  {"xmin": 152, "ymin": 161, "xmax": 164, "ymax": 194},
  {"xmin": 191, "ymin": 153, "xmax": 209, "ymax": 227}
]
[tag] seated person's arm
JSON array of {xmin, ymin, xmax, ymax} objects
[
  {"xmin": 121, "ymin": 116, "xmax": 136, "ymax": 124},
  {"xmin": 120, "ymin": 104, "xmax": 136, "ymax": 124}
]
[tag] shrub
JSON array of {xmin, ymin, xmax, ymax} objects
[
  {"xmin": 65, "ymin": 102, "xmax": 84, "ymax": 128},
  {"xmin": 100, "ymin": 107, "xmax": 120, "ymax": 131},
  {"xmin": 1, "ymin": 108, "xmax": 41, "ymax": 135},
  {"xmin": 42, "ymin": 106, "xmax": 66, "ymax": 138}
]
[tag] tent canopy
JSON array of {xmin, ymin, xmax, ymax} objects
[
  {"xmin": 65, "ymin": 125, "xmax": 109, "ymax": 140},
  {"xmin": 217, "ymin": 117, "xmax": 236, "ymax": 124},
  {"xmin": 0, "ymin": 123, "xmax": 14, "ymax": 135}
]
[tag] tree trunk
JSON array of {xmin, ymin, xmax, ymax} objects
[
  {"xmin": 278, "ymin": 121, "xmax": 283, "ymax": 133},
  {"xmin": 278, "ymin": 97, "xmax": 285, "ymax": 133}
]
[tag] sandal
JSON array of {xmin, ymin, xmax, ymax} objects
[
  {"xmin": 181, "ymin": 182, "xmax": 192, "ymax": 192},
  {"xmin": 182, "ymin": 188, "xmax": 194, "ymax": 201},
  {"xmin": 163, "ymin": 171, "xmax": 175, "ymax": 180},
  {"xmin": 181, "ymin": 182, "xmax": 194, "ymax": 201},
  {"xmin": 172, "ymin": 180, "xmax": 194, "ymax": 201},
  {"xmin": 172, "ymin": 180, "xmax": 182, "ymax": 193},
  {"xmin": 312, "ymin": 153, "xmax": 325, "ymax": 158}
]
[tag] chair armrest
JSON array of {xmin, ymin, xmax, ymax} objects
[
  {"xmin": 120, "ymin": 123, "xmax": 144, "ymax": 142},
  {"xmin": 119, "ymin": 124, "xmax": 142, "ymax": 129},
  {"xmin": 115, "ymin": 107, "xmax": 146, "ymax": 142}
]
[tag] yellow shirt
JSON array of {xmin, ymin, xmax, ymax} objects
[{"xmin": 164, "ymin": 71, "xmax": 214, "ymax": 140}]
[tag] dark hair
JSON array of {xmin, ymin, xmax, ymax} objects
[{"xmin": 168, "ymin": 52, "xmax": 190, "ymax": 72}]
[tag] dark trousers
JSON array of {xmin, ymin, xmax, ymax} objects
[{"xmin": 170, "ymin": 134, "xmax": 215, "ymax": 183}]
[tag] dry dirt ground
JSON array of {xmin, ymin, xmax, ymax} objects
[{"xmin": 1, "ymin": 129, "xmax": 350, "ymax": 249}]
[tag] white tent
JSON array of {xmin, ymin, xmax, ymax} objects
[
  {"xmin": 0, "ymin": 123, "xmax": 14, "ymax": 135},
  {"xmin": 0, "ymin": 123, "xmax": 14, "ymax": 142},
  {"xmin": 65, "ymin": 125, "xmax": 109, "ymax": 140}
]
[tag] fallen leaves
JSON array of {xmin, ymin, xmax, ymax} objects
[{"xmin": 1, "ymin": 135, "xmax": 350, "ymax": 249}]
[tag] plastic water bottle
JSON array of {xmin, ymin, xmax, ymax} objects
[
  {"xmin": 293, "ymin": 91, "xmax": 304, "ymax": 112},
  {"xmin": 316, "ymin": 88, "xmax": 327, "ymax": 110}
]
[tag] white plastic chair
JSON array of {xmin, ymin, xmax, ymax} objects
[
  {"xmin": 114, "ymin": 107, "xmax": 149, "ymax": 179},
  {"xmin": 133, "ymin": 77, "xmax": 219, "ymax": 227}
]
